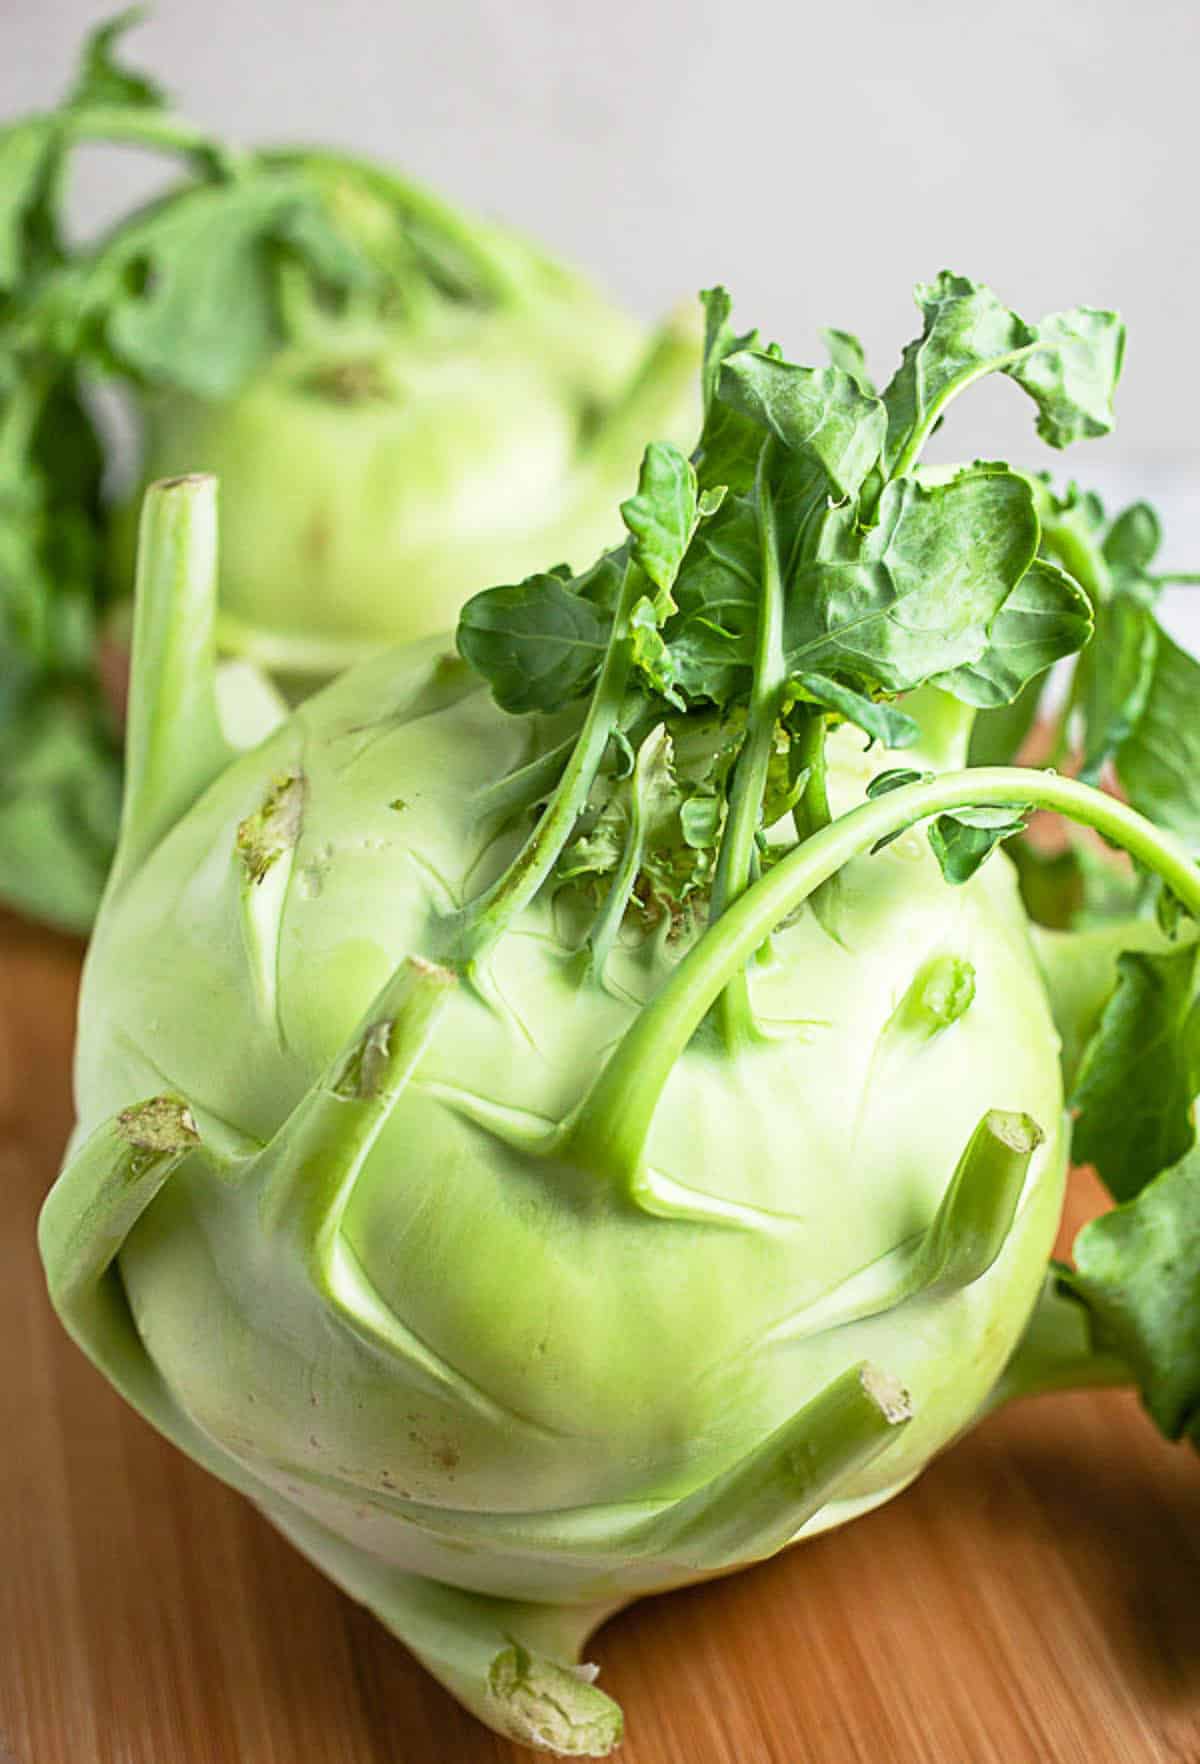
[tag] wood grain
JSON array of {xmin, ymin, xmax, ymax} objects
[{"xmin": 2, "ymin": 913, "xmax": 1198, "ymax": 1764}]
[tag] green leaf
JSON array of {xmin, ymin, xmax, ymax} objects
[
  {"xmin": 866, "ymin": 767, "xmax": 933, "ymax": 853},
  {"xmin": 0, "ymin": 673, "xmax": 121, "ymax": 934},
  {"xmin": 785, "ymin": 465, "xmax": 1040, "ymax": 694},
  {"xmin": 1006, "ymin": 306, "xmax": 1125, "ymax": 449},
  {"xmin": 882, "ymin": 272, "xmax": 1030, "ymax": 474},
  {"xmin": 620, "ymin": 442, "xmax": 699, "ymax": 606},
  {"xmin": 1103, "ymin": 500, "xmax": 1161, "ymax": 577},
  {"xmin": 866, "ymin": 767, "xmax": 931, "ymax": 799},
  {"xmin": 1070, "ymin": 943, "xmax": 1200, "ymax": 1201},
  {"xmin": 1115, "ymin": 626, "xmax": 1200, "ymax": 852},
  {"xmin": 1060, "ymin": 1145, "xmax": 1200, "ymax": 1443},
  {"xmin": 789, "ymin": 672, "xmax": 919, "ymax": 749},
  {"xmin": 928, "ymin": 804, "xmax": 1029, "ymax": 885},
  {"xmin": 821, "ymin": 327, "xmax": 875, "ymax": 396},
  {"xmin": 629, "ymin": 596, "xmax": 684, "ymax": 708},
  {"xmin": 662, "ymin": 493, "xmax": 761, "ymax": 704},
  {"xmin": 457, "ymin": 573, "xmax": 611, "ymax": 714},
  {"xmin": 61, "ymin": 174, "xmax": 372, "ymax": 397},
  {"xmin": 67, "ymin": 9, "xmax": 164, "ymax": 111},
  {"xmin": 1077, "ymin": 595, "xmax": 1158, "ymax": 784},
  {"xmin": 0, "ymin": 121, "xmax": 62, "ymax": 292},
  {"xmin": 938, "ymin": 558, "xmax": 1093, "ymax": 709},
  {"xmin": 881, "ymin": 273, "xmax": 1124, "ymax": 475},
  {"xmin": 698, "ymin": 285, "xmax": 758, "ymax": 414},
  {"xmin": 966, "ymin": 674, "xmax": 1046, "ymax": 768},
  {"xmin": 717, "ymin": 351, "xmax": 886, "ymax": 500},
  {"xmin": 694, "ymin": 289, "xmax": 766, "ymax": 495}
]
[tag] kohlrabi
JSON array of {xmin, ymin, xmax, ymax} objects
[
  {"xmin": 40, "ymin": 273, "xmax": 1200, "ymax": 1758},
  {"xmin": 0, "ymin": 11, "xmax": 699, "ymax": 933}
]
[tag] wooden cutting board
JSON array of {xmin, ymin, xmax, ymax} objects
[{"xmin": 2, "ymin": 911, "xmax": 1197, "ymax": 1764}]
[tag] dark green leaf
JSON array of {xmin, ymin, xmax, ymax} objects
[
  {"xmin": 457, "ymin": 573, "xmax": 611, "ymax": 714},
  {"xmin": 694, "ymin": 291, "xmax": 766, "ymax": 495},
  {"xmin": 1104, "ymin": 501, "xmax": 1161, "ymax": 576},
  {"xmin": 67, "ymin": 9, "xmax": 164, "ymax": 112},
  {"xmin": 866, "ymin": 767, "xmax": 931, "ymax": 798},
  {"xmin": 620, "ymin": 442, "xmax": 699, "ymax": 605},
  {"xmin": 0, "ymin": 121, "xmax": 62, "ymax": 291},
  {"xmin": 698, "ymin": 285, "xmax": 758, "ymax": 415},
  {"xmin": 785, "ymin": 465, "xmax": 1039, "ymax": 694},
  {"xmin": 821, "ymin": 328, "xmax": 875, "ymax": 396},
  {"xmin": 717, "ymin": 351, "xmax": 885, "ymax": 500},
  {"xmin": 1070, "ymin": 943, "xmax": 1200, "ymax": 1201},
  {"xmin": 928, "ymin": 804, "xmax": 1029, "ymax": 885},
  {"xmin": 866, "ymin": 767, "xmax": 932, "ymax": 852},
  {"xmin": 662, "ymin": 493, "xmax": 761, "ymax": 704},
  {"xmin": 966, "ymin": 674, "xmax": 1046, "ymax": 768},
  {"xmin": 1077, "ymin": 596, "xmax": 1158, "ymax": 783},
  {"xmin": 937, "ymin": 558, "xmax": 1092, "ymax": 709},
  {"xmin": 1115, "ymin": 626, "xmax": 1200, "ymax": 852},
  {"xmin": 1060, "ymin": 1144, "xmax": 1200, "ymax": 1442},
  {"xmin": 789, "ymin": 671, "xmax": 919, "ymax": 748}
]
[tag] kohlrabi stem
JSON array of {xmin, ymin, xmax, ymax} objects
[
  {"xmin": 262, "ymin": 148, "xmax": 534, "ymax": 305},
  {"xmin": 1041, "ymin": 521, "xmax": 1112, "ymax": 607},
  {"xmin": 588, "ymin": 726, "xmax": 667, "ymax": 985},
  {"xmin": 708, "ymin": 468, "xmax": 788, "ymax": 1047},
  {"xmin": 471, "ymin": 695, "xmax": 650, "ymax": 826},
  {"xmin": 458, "ymin": 562, "xmax": 647, "ymax": 964},
  {"xmin": 885, "ymin": 342, "xmax": 1041, "ymax": 486},
  {"xmin": 110, "ymin": 475, "xmax": 234, "ymax": 893},
  {"xmin": 568, "ymin": 766, "xmax": 1200, "ymax": 1188},
  {"xmin": 791, "ymin": 710, "xmax": 832, "ymax": 840},
  {"xmin": 55, "ymin": 104, "xmax": 243, "ymax": 169}
]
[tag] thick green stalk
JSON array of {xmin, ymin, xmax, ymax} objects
[
  {"xmin": 258, "ymin": 957, "xmax": 456, "ymax": 1259},
  {"xmin": 263, "ymin": 148, "xmax": 536, "ymax": 305},
  {"xmin": 54, "ymin": 103, "xmax": 242, "ymax": 168},
  {"xmin": 708, "ymin": 472, "xmax": 787, "ymax": 1046},
  {"xmin": 458, "ymin": 563, "xmax": 647, "ymax": 964},
  {"xmin": 109, "ymin": 475, "xmax": 234, "ymax": 892},
  {"xmin": 568, "ymin": 766, "xmax": 1200, "ymax": 1189}
]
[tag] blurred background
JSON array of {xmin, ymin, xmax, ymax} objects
[{"xmin": 7, "ymin": 0, "xmax": 1198, "ymax": 568}]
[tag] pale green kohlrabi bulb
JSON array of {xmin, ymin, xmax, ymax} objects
[{"xmin": 44, "ymin": 479, "xmax": 1069, "ymax": 1757}]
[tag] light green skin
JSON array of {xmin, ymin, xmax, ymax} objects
[
  {"xmin": 73, "ymin": 635, "xmax": 1066, "ymax": 1607},
  {"xmin": 121, "ymin": 300, "xmax": 698, "ymax": 675}
]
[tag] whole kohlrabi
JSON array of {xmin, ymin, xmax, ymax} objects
[
  {"xmin": 0, "ymin": 12, "xmax": 699, "ymax": 931},
  {"xmin": 41, "ymin": 274, "xmax": 1200, "ymax": 1757}
]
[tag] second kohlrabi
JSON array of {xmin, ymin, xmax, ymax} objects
[
  {"xmin": 0, "ymin": 12, "xmax": 698, "ymax": 931},
  {"xmin": 40, "ymin": 272, "xmax": 1200, "ymax": 1757}
]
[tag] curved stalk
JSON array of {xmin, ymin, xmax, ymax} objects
[
  {"xmin": 588, "ymin": 725, "xmax": 668, "ymax": 986},
  {"xmin": 110, "ymin": 475, "xmax": 234, "ymax": 891},
  {"xmin": 54, "ymin": 103, "xmax": 242, "ymax": 168},
  {"xmin": 886, "ymin": 342, "xmax": 1040, "ymax": 486},
  {"xmin": 568, "ymin": 766, "xmax": 1200, "ymax": 1189},
  {"xmin": 457, "ymin": 563, "xmax": 647, "ymax": 965},
  {"xmin": 262, "ymin": 147, "xmax": 536, "ymax": 305},
  {"xmin": 708, "ymin": 469, "xmax": 787, "ymax": 1045}
]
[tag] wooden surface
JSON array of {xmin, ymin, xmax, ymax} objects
[{"xmin": 2, "ymin": 913, "xmax": 1198, "ymax": 1764}]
